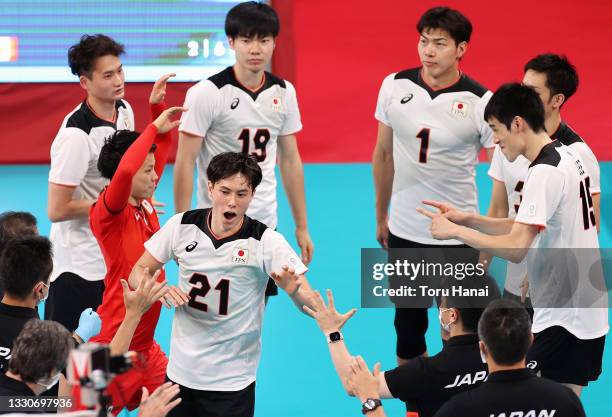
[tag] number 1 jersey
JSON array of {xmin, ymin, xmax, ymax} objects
[
  {"xmin": 180, "ymin": 67, "xmax": 302, "ymax": 229},
  {"xmin": 375, "ymin": 68, "xmax": 494, "ymax": 244}
]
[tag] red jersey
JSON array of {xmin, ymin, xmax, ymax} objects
[{"xmin": 90, "ymin": 103, "xmax": 171, "ymax": 352}]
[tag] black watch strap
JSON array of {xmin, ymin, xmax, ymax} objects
[{"xmin": 361, "ymin": 398, "xmax": 382, "ymax": 414}]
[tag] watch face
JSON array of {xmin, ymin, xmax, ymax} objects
[
  {"xmin": 329, "ymin": 332, "xmax": 341, "ymax": 342},
  {"xmin": 365, "ymin": 399, "xmax": 375, "ymax": 410}
]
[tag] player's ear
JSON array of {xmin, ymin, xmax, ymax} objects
[
  {"xmin": 456, "ymin": 41, "xmax": 467, "ymax": 60},
  {"xmin": 551, "ymin": 93, "xmax": 565, "ymax": 110},
  {"xmin": 207, "ymin": 181, "xmax": 214, "ymax": 199},
  {"xmin": 79, "ymin": 74, "xmax": 89, "ymax": 92},
  {"xmin": 228, "ymin": 37, "xmax": 235, "ymax": 50}
]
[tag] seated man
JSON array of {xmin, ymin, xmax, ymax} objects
[
  {"xmin": 305, "ymin": 275, "xmax": 499, "ymax": 417},
  {"xmin": 0, "ymin": 320, "xmax": 72, "ymax": 402},
  {"xmin": 434, "ymin": 299, "xmax": 586, "ymax": 417},
  {"xmin": 0, "ymin": 211, "xmax": 38, "ymax": 299},
  {"xmin": 130, "ymin": 152, "xmax": 331, "ymax": 417}
]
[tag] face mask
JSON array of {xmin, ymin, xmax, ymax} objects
[
  {"xmin": 438, "ymin": 308, "xmax": 455, "ymax": 333},
  {"xmin": 36, "ymin": 371, "xmax": 61, "ymax": 391},
  {"xmin": 39, "ymin": 282, "xmax": 50, "ymax": 303}
]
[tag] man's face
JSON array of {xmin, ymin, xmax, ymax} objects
[
  {"xmin": 418, "ymin": 28, "xmax": 465, "ymax": 79},
  {"xmin": 80, "ymin": 54, "xmax": 125, "ymax": 104},
  {"xmin": 229, "ymin": 35, "xmax": 275, "ymax": 74},
  {"xmin": 488, "ymin": 117, "xmax": 525, "ymax": 162},
  {"xmin": 208, "ymin": 173, "xmax": 254, "ymax": 229},
  {"xmin": 131, "ymin": 153, "xmax": 158, "ymax": 200},
  {"xmin": 522, "ymin": 69, "xmax": 556, "ymax": 120}
]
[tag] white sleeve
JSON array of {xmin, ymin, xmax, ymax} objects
[
  {"xmin": 122, "ymin": 99, "xmax": 136, "ymax": 129},
  {"xmin": 487, "ymin": 145, "xmax": 506, "ymax": 182},
  {"xmin": 144, "ymin": 213, "xmax": 182, "ymax": 264},
  {"xmin": 476, "ymin": 90, "xmax": 495, "ymax": 148},
  {"xmin": 258, "ymin": 229, "xmax": 308, "ymax": 276},
  {"xmin": 374, "ymin": 73, "xmax": 395, "ymax": 126},
  {"xmin": 48, "ymin": 128, "xmax": 91, "ymax": 186},
  {"xmin": 179, "ymin": 81, "xmax": 221, "ymax": 138},
  {"xmin": 571, "ymin": 142, "xmax": 601, "ymax": 194},
  {"xmin": 279, "ymin": 80, "xmax": 303, "ymax": 136},
  {"xmin": 515, "ymin": 165, "xmax": 564, "ymax": 229}
]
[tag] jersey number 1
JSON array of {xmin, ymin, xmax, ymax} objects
[
  {"xmin": 188, "ymin": 273, "xmax": 230, "ymax": 315},
  {"xmin": 579, "ymin": 177, "xmax": 596, "ymax": 230},
  {"xmin": 238, "ymin": 128, "xmax": 271, "ymax": 162},
  {"xmin": 416, "ymin": 128, "xmax": 430, "ymax": 163}
]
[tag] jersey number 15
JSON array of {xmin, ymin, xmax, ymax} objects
[{"xmin": 579, "ymin": 177, "xmax": 596, "ymax": 230}]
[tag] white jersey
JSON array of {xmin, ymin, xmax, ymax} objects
[
  {"xmin": 48, "ymin": 100, "xmax": 134, "ymax": 282},
  {"xmin": 488, "ymin": 122, "xmax": 601, "ymax": 295},
  {"xmin": 180, "ymin": 67, "xmax": 302, "ymax": 229},
  {"xmin": 375, "ymin": 68, "xmax": 494, "ymax": 244},
  {"xmin": 145, "ymin": 209, "xmax": 307, "ymax": 391},
  {"xmin": 515, "ymin": 141, "xmax": 608, "ymax": 339}
]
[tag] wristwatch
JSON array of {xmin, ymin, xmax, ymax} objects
[
  {"xmin": 327, "ymin": 331, "xmax": 343, "ymax": 344},
  {"xmin": 361, "ymin": 398, "xmax": 382, "ymax": 414}
]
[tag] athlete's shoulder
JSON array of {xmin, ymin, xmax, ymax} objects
[
  {"xmin": 455, "ymin": 73, "xmax": 489, "ymax": 98},
  {"xmin": 263, "ymin": 71, "xmax": 287, "ymax": 89},
  {"xmin": 552, "ymin": 122, "xmax": 584, "ymax": 146},
  {"xmin": 63, "ymin": 101, "xmax": 118, "ymax": 135},
  {"xmin": 393, "ymin": 67, "xmax": 420, "ymax": 82},
  {"xmin": 529, "ymin": 141, "xmax": 563, "ymax": 169}
]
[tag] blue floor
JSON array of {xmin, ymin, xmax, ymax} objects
[{"xmin": 1, "ymin": 162, "xmax": 611, "ymax": 417}]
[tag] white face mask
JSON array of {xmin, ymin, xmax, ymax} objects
[
  {"xmin": 438, "ymin": 308, "xmax": 455, "ymax": 333},
  {"xmin": 38, "ymin": 282, "xmax": 50, "ymax": 303},
  {"xmin": 36, "ymin": 371, "xmax": 61, "ymax": 391}
]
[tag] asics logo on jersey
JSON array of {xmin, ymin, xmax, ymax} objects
[
  {"xmin": 400, "ymin": 94, "xmax": 413, "ymax": 104},
  {"xmin": 186, "ymin": 241, "xmax": 198, "ymax": 252},
  {"xmin": 230, "ymin": 98, "xmax": 240, "ymax": 110}
]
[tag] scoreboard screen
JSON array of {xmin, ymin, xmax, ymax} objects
[{"xmin": 0, "ymin": 0, "xmax": 242, "ymax": 82}]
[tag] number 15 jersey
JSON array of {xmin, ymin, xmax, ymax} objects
[
  {"xmin": 180, "ymin": 67, "xmax": 302, "ymax": 229},
  {"xmin": 375, "ymin": 68, "xmax": 494, "ymax": 244}
]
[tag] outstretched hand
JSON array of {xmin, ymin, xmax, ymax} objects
[
  {"xmin": 416, "ymin": 204, "xmax": 460, "ymax": 241},
  {"xmin": 346, "ymin": 356, "xmax": 382, "ymax": 402},
  {"xmin": 152, "ymin": 106, "xmax": 188, "ymax": 134},
  {"xmin": 121, "ymin": 267, "xmax": 168, "ymax": 316},
  {"xmin": 270, "ymin": 265, "xmax": 303, "ymax": 296},
  {"xmin": 302, "ymin": 289, "xmax": 357, "ymax": 334}
]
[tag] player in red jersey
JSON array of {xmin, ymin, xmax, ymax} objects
[{"xmin": 89, "ymin": 74, "xmax": 188, "ymax": 414}]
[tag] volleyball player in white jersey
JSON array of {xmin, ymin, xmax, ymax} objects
[
  {"xmin": 46, "ymin": 34, "xmax": 134, "ymax": 332},
  {"xmin": 131, "ymin": 152, "xmax": 335, "ymax": 417},
  {"xmin": 173, "ymin": 2, "xmax": 313, "ymax": 302},
  {"xmin": 418, "ymin": 83, "xmax": 608, "ymax": 397},
  {"xmin": 487, "ymin": 54, "xmax": 601, "ymax": 303},
  {"xmin": 372, "ymin": 6, "xmax": 495, "ymax": 368}
]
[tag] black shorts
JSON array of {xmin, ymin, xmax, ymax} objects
[
  {"xmin": 43, "ymin": 272, "xmax": 105, "ymax": 332},
  {"xmin": 166, "ymin": 378, "xmax": 255, "ymax": 417},
  {"xmin": 265, "ymin": 278, "xmax": 278, "ymax": 296},
  {"xmin": 526, "ymin": 325, "xmax": 606, "ymax": 386},
  {"xmin": 388, "ymin": 232, "xmax": 478, "ymax": 359}
]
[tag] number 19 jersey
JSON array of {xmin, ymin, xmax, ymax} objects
[
  {"xmin": 375, "ymin": 68, "xmax": 494, "ymax": 244},
  {"xmin": 180, "ymin": 67, "xmax": 302, "ymax": 229}
]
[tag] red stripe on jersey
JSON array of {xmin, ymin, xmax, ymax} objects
[{"xmin": 514, "ymin": 220, "xmax": 546, "ymax": 232}]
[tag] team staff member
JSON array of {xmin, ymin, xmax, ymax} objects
[
  {"xmin": 434, "ymin": 299, "xmax": 586, "ymax": 417},
  {"xmin": 418, "ymin": 83, "xmax": 608, "ymax": 397},
  {"xmin": 0, "ymin": 236, "xmax": 100, "ymax": 373},
  {"xmin": 46, "ymin": 34, "xmax": 135, "ymax": 332},
  {"xmin": 174, "ymin": 2, "xmax": 314, "ymax": 293},
  {"xmin": 306, "ymin": 277, "xmax": 498, "ymax": 417},
  {"xmin": 372, "ymin": 6, "xmax": 495, "ymax": 373}
]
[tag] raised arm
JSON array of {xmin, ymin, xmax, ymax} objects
[
  {"xmin": 173, "ymin": 131, "xmax": 203, "ymax": 213},
  {"xmin": 149, "ymin": 73, "xmax": 176, "ymax": 180}
]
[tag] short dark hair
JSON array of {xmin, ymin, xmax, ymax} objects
[
  {"xmin": 478, "ymin": 299, "xmax": 532, "ymax": 365},
  {"xmin": 417, "ymin": 7, "xmax": 472, "ymax": 44},
  {"xmin": 524, "ymin": 53, "xmax": 579, "ymax": 107},
  {"xmin": 442, "ymin": 274, "xmax": 501, "ymax": 333},
  {"xmin": 98, "ymin": 130, "xmax": 156, "ymax": 179},
  {"xmin": 8, "ymin": 320, "xmax": 72, "ymax": 383},
  {"xmin": 484, "ymin": 83, "xmax": 546, "ymax": 133},
  {"xmin": 0, "ymin": 211, "xmax": 37, "ymax": 255},
  {"xmin": 0, "ymin": 236, "xmax": 53, "ymax": 299},
  {"xmin": 68, "ymin": 34, "xmax": 125, "ymax": 77},
  {"xmin": 207, "ymin": 152, "xmax": 263, "ymax": 190},
  {"xmin": 225, "ymin": 1, "xmax": 280, "ymax": 39}
]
